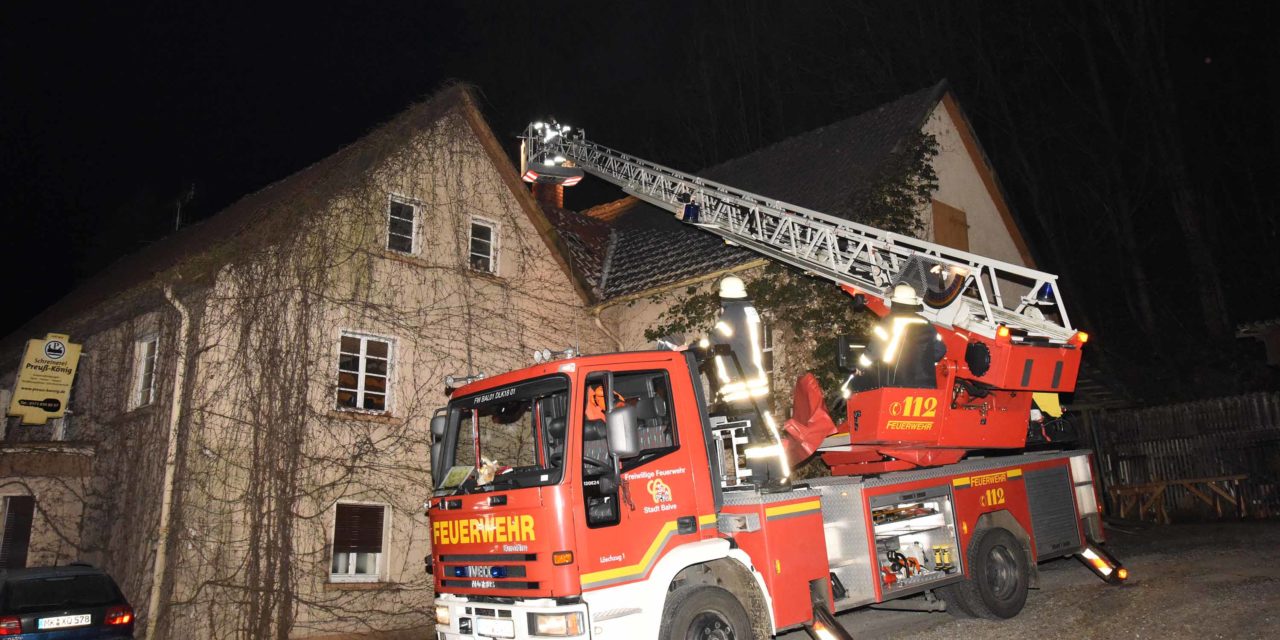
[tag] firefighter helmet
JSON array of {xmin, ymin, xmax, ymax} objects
[
  {"xmin": 891, "ymin": 283, "xmax": 921, "ymax": 306},
  {"xmin": 719, "ymin": 276, "xmax": 747, "ymax": 299}
]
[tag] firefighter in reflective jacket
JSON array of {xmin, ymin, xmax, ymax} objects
[
  {"xmin": 707, "ymin": 276, "xmax": 769, "ymax": 408},
  {"xmin": 853, "ymin": 283, "xmax": 947, "ymax": 391}
]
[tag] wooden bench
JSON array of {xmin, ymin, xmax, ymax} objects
[{"xmin": 1108, "ymin": 474, "xmax": 1248, "ymax": 523}]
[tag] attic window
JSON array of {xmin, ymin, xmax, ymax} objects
[
  {"xmin": 387, "ymin": 200, "xmax": 416, "ymax": 253},
  {"xmin": 469, "ymin": 218, "xmax": 498, "ymax": 274}
]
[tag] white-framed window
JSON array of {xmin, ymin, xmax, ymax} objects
[
  {"xmin": 761, "ymin": 320, "xmax": 776, "ymax": 380},
  {"xmin": 387, "ymin": 198, "xmax": 416, "ymax": 253},
  {"xmin": 330, "ymin": 502, "xmax": 387, "ymax": 582},
  {"xmin": 468, "ymin": 217, "xmax": 498, "ymax": 275},
  {"xmin": 132, "ymin": 335, "xmax": 158, "ymax": 408},
  {"xmin": 336, "ymin": 333, "xmax": 392, "ymax": 412}
]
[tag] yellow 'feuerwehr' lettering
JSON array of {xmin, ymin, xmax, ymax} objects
[
  {"xmin": 970, "ymin": 472, "xmax": 1008, "ymax": 487},
  {"xmin": 886, "ymin": 420, "xmax": 933, "ymax": 431},
  {"xmin": 431, "ymin": 515, "xmax": 538, "ymax": 546}
]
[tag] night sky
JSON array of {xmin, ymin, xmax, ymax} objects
[{"xmin": 2, "ymin": 1, "xmax": 1277, "ymax": 398}]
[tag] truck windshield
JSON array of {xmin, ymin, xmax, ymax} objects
[{"xmin": 436, "ymin": 375, "xmax": 570, "ymax": 496}]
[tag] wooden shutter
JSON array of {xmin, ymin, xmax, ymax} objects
[
  {"xmin": 333, "ymin": 504, "xmax": 385, "ymax": 554},
  {"xmin": 932, "ymin": 200, "xmax": 969, "ymax": 251},
  {"xmin": 0, "ymin": 495, "xmax": 35, "ymax": 569}
]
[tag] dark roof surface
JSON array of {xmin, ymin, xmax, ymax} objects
[
  {"xmin": 699, "ymin": 81, "xmax": 948, "ymax": 219},
  {"xmin": 599, "ymin": 204, "xmax": 760, "ymax": 299},
  {"xmin": 555, "ymin": 82, "xmax": 949, "ymax": 301},
  {"xmin": 539, "ymin": 205, "xmax": 611, "ymax": 297}
]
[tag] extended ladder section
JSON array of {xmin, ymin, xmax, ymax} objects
[{"xmin": 522, "ymin": 123, "xmax": 1077, "ymax": 343}]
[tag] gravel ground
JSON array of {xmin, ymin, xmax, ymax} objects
[{"xmin": 779, "ymin": 521, "xmax": 1280, "ymax": 640}]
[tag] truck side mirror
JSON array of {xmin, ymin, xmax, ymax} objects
[
  {"xmin": 430, "ymin": 412, "xmax": 448, "ymax": 484},
  {"xmin": 606, "ymin": 405, "xmax": 640, "ymax": 459}
]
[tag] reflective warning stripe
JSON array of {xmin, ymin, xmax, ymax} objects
[
  {"xmin": 579, "ymin": 514, "xmax": 715, "ymax": 590},
  {"xmin": 764, "ymin": 500, "xmax": 822, "ymax": 520}
]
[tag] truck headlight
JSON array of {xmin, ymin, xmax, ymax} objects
[
  {"xmin": 529, "ymin": 612, "xmax": 584, "ymax": 636},
  {"xmin": 435, "ymin": 604, "xmax": 450, "ymax": 626}
]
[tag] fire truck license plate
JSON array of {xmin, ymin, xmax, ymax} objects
[
  {"xmin": 38, "ymin": 614, "xmax": 91, "ymax": 629},
  {"xmin": 475, "ymin": 617, "xmax": 515, "ymax": 638}
]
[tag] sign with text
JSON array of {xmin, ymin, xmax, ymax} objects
[{"xmin": 7, "ymin": 333, "xmax": 82, "ymax": 425}]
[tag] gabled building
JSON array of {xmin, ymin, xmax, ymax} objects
[{"xmin": 1, "ymin": 83, "xmax": 609, "ymax": 639}]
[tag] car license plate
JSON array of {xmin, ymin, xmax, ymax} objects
[
  {"xmin": 38, "ymin": 613, "xmax": 92, "ymax": 629},
  {"xmin": 475, "ymin": 617, "xmax": 515, "ymax": 638}
]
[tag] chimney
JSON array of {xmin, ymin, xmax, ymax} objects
[{"xmin": 532, "ymin": 183, "xmax": 564, "ymax": 209}]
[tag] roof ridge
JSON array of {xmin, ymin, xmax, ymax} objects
[
  {"xmin": 581, "ymin": 197, "xmax": 640, "ymax": 222},
  {"xmin": 699, "ymin": 80, "xmax": 949, "ymax": 177}
]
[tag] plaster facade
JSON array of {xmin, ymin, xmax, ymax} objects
[{"xmin": 1, "ymin": 91, "xmax": 607, "ymax": 639}]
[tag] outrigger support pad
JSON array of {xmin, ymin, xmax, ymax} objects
[
  {"xmin": 804, "ymin": 602, "xmax": 854, "ymax": 640},
  {"xmin": 1078, "ymin": 538, "xmax": 1128, "ymax": 585}
]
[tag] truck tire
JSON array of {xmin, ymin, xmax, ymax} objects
[
  {"xmin": 934, "ymin": 582, "xmax": 975, "ymax": 618},
  {"xmin": 950, "ymin": 527, "xmax": 1030, "ymax": 619},
  {"xmin": 658, "ymin": 585, "xmax": 756, "ymax": 640}
]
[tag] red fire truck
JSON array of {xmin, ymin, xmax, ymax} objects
[{"xmin": 425, "ymin": 124, "xmax": 1125, "ymax": 640}]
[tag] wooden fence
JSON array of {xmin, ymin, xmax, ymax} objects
[{"xmin": 1084, "ymin": 392, "xmax": 1280, "ymax": 520}]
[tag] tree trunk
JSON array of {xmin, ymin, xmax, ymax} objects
[{"xmin": 1097, "ymin": 0, "xmax": 1233, "ymax": 341}]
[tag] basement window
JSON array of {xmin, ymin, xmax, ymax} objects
[
  {"xmin": 336, "ymin": 333, "xmax": 392, "ymax": 412},
  {"xmin": 330, "ymin": 502, "xmax": 386, "ymax": 582},
  {"xmin": 387, "ymin": 199, "xmax": 416, "ymax": 253},
  {"xmin": 132, "ymin": 335, "xmax": 159, "ymax": 408},
  {"xmin": 469, "ymin": 218, "xmax": 498, "ymax": 275}
]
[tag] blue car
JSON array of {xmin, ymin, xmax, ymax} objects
[{"xmin": 0, "ymin": 565, "xmax": 133, "ymax": 638}]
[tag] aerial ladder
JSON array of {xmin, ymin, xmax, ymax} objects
[{"xmin": 520, "ymin": 122, "xmax": 1090, "ymax": 473}]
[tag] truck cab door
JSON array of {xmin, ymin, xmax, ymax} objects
[{"xmin": 572, "ymin": 361, "xmax": 716, "ymax": 592}]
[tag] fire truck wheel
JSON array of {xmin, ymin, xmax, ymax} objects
[
  {"xmin": 934, "ymin": 583, "xmax": 976, "ymax": 618},
  {"xmin": 659, "ymin": 585, "xmax": 756, "ymax": 640},
  {"xmin": 953, "ymin": 526, "xmax": 1030, "ymax": 619}
]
